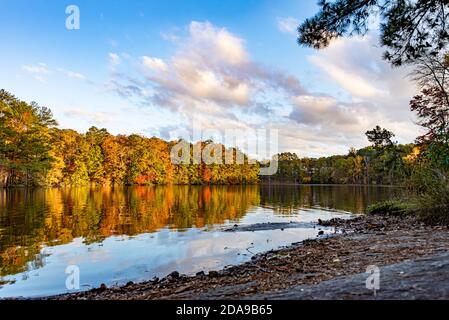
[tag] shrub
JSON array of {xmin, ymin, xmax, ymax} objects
[
  {"xmin": 409, "ymin": 166, "xmax": 449, "ymax": 224},
  {"xmin": 367, "ymin": 200, "xmax": 411, "ymax": 216}
]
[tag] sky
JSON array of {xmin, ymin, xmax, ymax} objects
[{"xmin": 0, "ymin": 0, "xmax": 422, "ymax": 158}]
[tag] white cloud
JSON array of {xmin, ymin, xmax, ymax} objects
[
  {"xmin": 277, "ymin": 17, "xmax": 299, "ymax": 34},
  {"xmin": 307, "ymin": 36, "xmax": 415, "ymax": 100},
  {"xmin": 187, "ymin": 21, "xmax": 248, "ymax": 66},
  {"xmin": 160, "ymin": 31, "xmax": 180, "ymax": 43},
  {"xmin": 299, "ymin": 34, "xmax": 420, "ymax": 148},
  {"xmin": 110, "ymin": 21, "xmax": 304, "ymax": 112},
  {"xmin": 57, "ymin": 68, "xmax": 86, "ymax": 80},
  {"xmin": 22, "ymin": 63, "xmax": 50, "ymax": 82},
  {"xmin": 64, "ymin": 109, "xmax": 114, "ymax": 125},
  {"xmin": 291, "ymin": 95, "xmax": 356, "ymax": 127},
  {"xmin": 142, "ymin": 56, "xmax": 168, "ymax": 73},
  {"xmin": 22, "ymin": 63, "xmax": 89, "ymax": 83},
  {"xmin": 308, "ymin": 55, "xmax": 385, "ymax": 98},
  {"xmin": 106, "ymin": 23, "xmax": 419, "ymax": 157},
  {"xmin": 108, "ymin": 53, "xmax": 121, "ymax": 66}
]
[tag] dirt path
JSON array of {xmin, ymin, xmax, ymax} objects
[{"xmin": 51, "ymin": 215, "xmax": 449, "ymax": 300}]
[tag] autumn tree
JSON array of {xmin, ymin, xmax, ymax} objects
[
  {"xmin": 102, "ymin": 135, "xmax": 128, "ymax": 185},
  {"xmin": 409, "ymin": 54, "xmax": 449, "ymax": 168},
  {"xmin": 410, "ymin": 53, "xmax": 448, "ymax": 140},
  {"xmin": 412, "ymin": 91, "xmax": 449, "ymax": 142},
  {"xmin": 411, "ymin": 87, "xmax": 449, "ymax": 143}
]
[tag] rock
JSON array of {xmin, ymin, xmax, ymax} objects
[
  {"xmin": 169, "ymin": 271, "xmax": 180, "ymax": 279},
  {"xmin": 99, "ymin": 283, "xmax": 107, "ymax": 291},
  {"xmin": 208, "ymin": 271, "xmax": 220, "ymax": 278},
  {"xmin": 125, "ymin": 281, "xmax": 134, "ymax": 287},
  {"xmin": 196, "ymin": 271, "xmax": 205, "ymax": 276},
  {"xmin": 318, "ymin": 230, "xmax": 325, "ymax": 235},
  {"xmin": 174, "ymin": 285, "xmax": 192, "ymax": 294}
]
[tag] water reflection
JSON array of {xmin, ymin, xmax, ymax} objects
[
  {"xmin": 0, "ymin": 186, "xmax": 260, "ymax": 276},
  {"xmin": 0, "ymin": 185, "xmax": 396, "ymax": 297},
  {"xmin": 260, "ymin": 185, "xmax": 398, "ymax": 214}
]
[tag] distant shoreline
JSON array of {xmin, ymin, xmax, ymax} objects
[{"xmin": 1, "ymin": 183, "xmax": 401, "ymax": 190}]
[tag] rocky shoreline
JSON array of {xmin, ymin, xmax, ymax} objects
[{"xmin": 50, "ymin": 214, "xmax": 449, "ymax": 300}]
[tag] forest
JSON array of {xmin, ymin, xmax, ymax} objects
[
  {"xmin": 0, "ymin": 89, "xmax": 260, "ymax": 187},
  {"xmin": 0, "ymin": 86, "xmax": 446, "ymax": 189},
  {"xmin": 264, "ymin": 125, "xmax": 419, "ymax": 185}
]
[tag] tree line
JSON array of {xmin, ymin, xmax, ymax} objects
[
  {"xmin": 1, "ymin": 84, "xmax": 445, "ymax": 188},
  {"xmin": 264, "ymin": 126, "xmax": 417, "ymax": 185},
  {"xmin": 0, "ymin": 90, "xmax": 259, "ymax": 187}
]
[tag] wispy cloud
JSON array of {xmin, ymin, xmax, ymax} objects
[
  {"xmin": 57, "ymin": 68, "xmax": 86, "ymax": 81},
  {"xmin": 22, "ymin": 63, "xmax": 50, "ymax": 82},
  {"xmin": 22, "ymin": 63, "xmax": 90, "ymax": 84},
  {"xmin": 108, "ymin": 53, "xmax": 121, "ymax": 66},
  {"xmin": 277, "ymin": 17, "xmax": 299, "ymax": 34},
  {"xmin": 64, "ymin": 108, "xmax": 114, "ymax": 125}
]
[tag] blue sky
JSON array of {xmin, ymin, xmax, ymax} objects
[{"xmin": 0, "ymin": 0, "xmax": 419, "ymax": 157}]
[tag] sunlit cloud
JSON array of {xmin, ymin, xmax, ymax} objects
[
  {"xmin": 142, "ymin": 56, "xmax": 168, "ymax": 73},
  {"xmin": 104, "ymin": 22, "xmax": 419, "ymax": 157}
]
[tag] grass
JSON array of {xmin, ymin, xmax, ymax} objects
[{"xmin": 367, "ymin": 200, "xmax": 413, "ymax": 216}]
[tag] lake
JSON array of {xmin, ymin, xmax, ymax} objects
[{"xmin": 0, "ymin": 185, "xmax": 396, "ymax": 298}]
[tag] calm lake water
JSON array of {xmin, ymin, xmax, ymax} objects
[{"xmin": 0, "ymin": 185, "xmax": 396, "ymax": 298}]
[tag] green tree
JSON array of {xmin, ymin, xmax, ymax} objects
[
  {"xmin": 365, "ymin": 126, "xmax": 396, "ymax": 148},
  {"xmin": 0, "ymin": 90, "xmax": 57, "ymax": 186},
  {"xmin": 298, "ymin": 0, "xmax": 449, "ymax": 66},
  {"xmin": 85, "ymin": 127, "xmax": 108, "ymax": 184}
]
